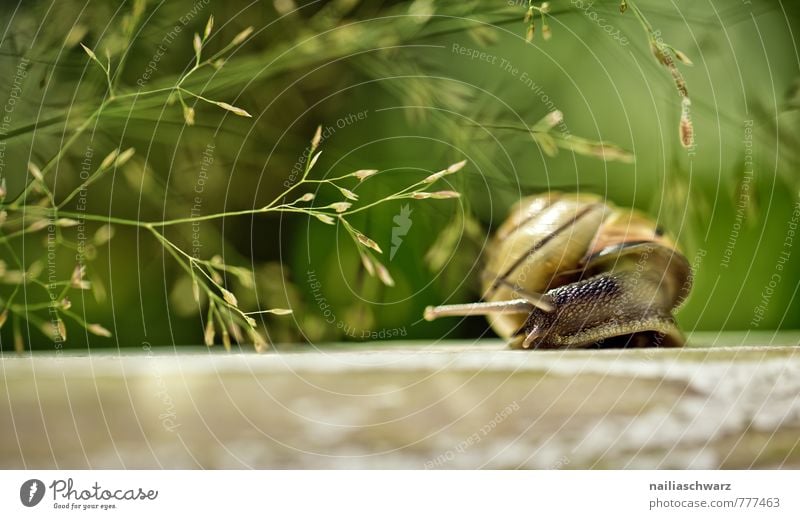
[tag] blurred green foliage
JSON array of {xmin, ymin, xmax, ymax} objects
[{"xmin": 1, "ymin": 0, "xmax": 799, "ymax": 350}]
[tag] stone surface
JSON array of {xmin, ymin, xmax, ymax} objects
[{"xmin": 1, "ymin": 332, "xmax": 799, "ymax": 469}]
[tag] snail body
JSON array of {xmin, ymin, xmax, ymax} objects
[{"xmin": 425, "ymin": 192, "xmax": 692, "ymax": 349}]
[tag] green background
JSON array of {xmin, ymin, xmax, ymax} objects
[{"xmin": 1, "ymin": 0, "xmax": 798, "ymax": 350}]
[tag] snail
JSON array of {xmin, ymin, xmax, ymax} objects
[{"xmin": 424, "ymin": 192, "xmax": 692, "ymax": 349}]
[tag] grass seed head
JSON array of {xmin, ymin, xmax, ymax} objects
[
  {"xmin": 673, "ymin": 48, "xmax": 693, "ymax": 66},
  {"xmin": 231, "ymin": 27, "xmax": 254, "ymax": 47},
  {"xmin": 183, "ymin": 105, "xmax": 196, "ymax": 126},
  {"xmin": 250, "ymin": 329, "xmax": 269, "ymax": 352},
  {"xmin": 315, "ymin": 213, "xmax": 336, "ymax": 225},
  {"xmin": 221, "ymin": 288, "xmax": 239, "ymax": 307},
  {"xmin": 360, "ymin": 253, "xmax": 375, "ymax": 276},
  {"xmin": 88, "ymin": 323, "xmax": 112, "ymax": 337},
  {"xmin": 214, "ymin": 101, "xmax": 252, "ymax": 118},
  {"xmin": 28, "ymin": 162, "xmax": 44, "ymax": 182},
  {"xmin": 339, "ymin": 187, "xmax": 359, "ymax": 200},
  {"xmin": 204, "ymin": 15, "xmax": 214, "ymax": 40},
  {"xmin": 311, "ymin": 125, "xmax": 323, "ymax": 150},
  {"xmin": 100, "ymin": 149, "xmax": 120, "ymax": 170},
  {"xmin": 356, "ymin": 232, "xmax": 382, "ymax": 253},
  {"xmin": 204, "ymin": 320, "xmax": 215, "ymax": 346},
  {"xmin": 430, "ymin": 191, "xmax": 461, "ymax": 199},
  {"xmin": 352, "ymin": 169, "xmax": 378, "ymax": 181},
  {"xmin": 374, "ymin": 261, "xmax": 395, "ymax": 287}
]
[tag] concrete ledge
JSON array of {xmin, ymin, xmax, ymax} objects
[{"xmin": 2, "ymin": 334, "xmax": 799, "ymax": 468}]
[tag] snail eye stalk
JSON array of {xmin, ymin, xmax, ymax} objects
[{"xmin": 424, "ymin": 296, "xmax": 553, "ymax": 322}]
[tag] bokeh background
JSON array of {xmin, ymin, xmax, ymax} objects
[{"xmin": 1, "ymin": 0, "xmax": 798, "ymax": 350}]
